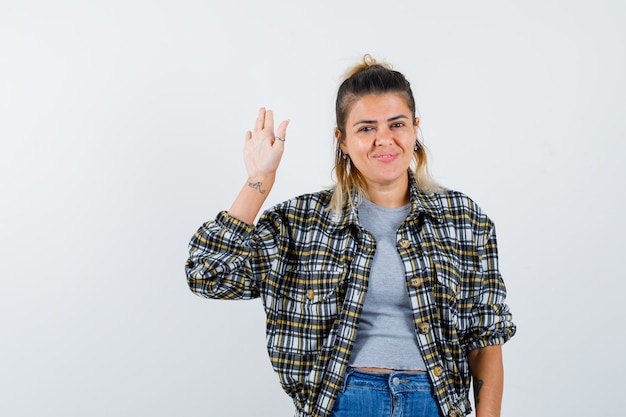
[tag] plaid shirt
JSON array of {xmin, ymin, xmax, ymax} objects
[{"xmin": 185, "ymin": 175, "xmax": 516, "ymax": 417}]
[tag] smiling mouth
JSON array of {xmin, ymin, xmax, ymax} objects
[{"xmin": 373, "ymin": 153, "xmax": 396, "ymax": 161}]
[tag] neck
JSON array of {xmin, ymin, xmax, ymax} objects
[{"xmin": 367, "ymin": 183, "xmax": 410, "ymax": 208}]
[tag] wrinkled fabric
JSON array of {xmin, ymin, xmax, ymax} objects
[{"xmin": 185, "ymin": 174, "xmax": 516, "ymax": 417}]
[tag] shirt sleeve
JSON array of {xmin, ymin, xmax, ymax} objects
[
  {"xmin": 464, "ymin": 224, "xmax": 516, "ymax": 351},
  {"xmin": 184, "ymin": 210, "xmax": 279, "ymax": 300}
]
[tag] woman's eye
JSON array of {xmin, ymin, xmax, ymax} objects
[
  {"xmin": 392, "ymin": 122, "xmax": 405, "ymax": 128},
  {"xmin": 358, "ymin": 126, "xmax": 374, "ymax": 132}
]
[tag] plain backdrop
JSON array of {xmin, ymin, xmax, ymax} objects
[{"xmin": 2, "ymin": 1, "xmax": 625, "ymax": 416}]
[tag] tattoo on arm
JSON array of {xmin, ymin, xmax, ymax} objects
[
  {"xmin": 473, "ymin": 377, "xmax": 484, "ymax": 405},
  {"xmin": 248, "ymin": 181, "xmax": 266, "ymax": 194}
]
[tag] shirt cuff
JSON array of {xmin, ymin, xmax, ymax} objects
[{"xmin": 214, "ymin": 210, "xmax": 255, "ymax": 239}]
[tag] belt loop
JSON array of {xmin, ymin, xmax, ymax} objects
[{"xmin": 339, "ymin": 367, "xmax": 354, "ymax": 392}]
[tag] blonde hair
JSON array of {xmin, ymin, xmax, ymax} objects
[{"xmin": 329, "ymin": 55, "xmax": 441, "ymax": 215}]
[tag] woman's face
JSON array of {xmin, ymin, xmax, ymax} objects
[{"xmin": 338, "ymin": 93, "xmax": 418, "ymax": 192}]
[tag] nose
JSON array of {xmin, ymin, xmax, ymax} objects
[{"xmin": 374, "ymin": 127, "xmax": 394, "ymax": 145}]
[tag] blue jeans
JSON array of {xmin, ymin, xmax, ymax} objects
[{"xmin": 330, "ymin": 369, "xmax": 442, "ymax": 417}]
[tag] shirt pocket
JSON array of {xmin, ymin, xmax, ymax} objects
[
  {"xmin": 267, "ymin": 269, "xmax": 343, "ymax": 355},
  {"xmin": 433, "ymin": 261, "xmax": 483, "ymax": 334}
]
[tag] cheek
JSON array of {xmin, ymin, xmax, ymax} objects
[
  {"xmin": 348, "ymin": 141, "xmax": 371, "ymax": 156},
  {"xmin": 341, "ymin": 137, "xmax": 357, "ymax": 154}
]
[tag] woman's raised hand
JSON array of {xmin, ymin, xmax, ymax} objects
[
  {"xmin": 228, "ymin": 108, "xmax": 289, "ymax": 224},
  {"xmin": 243, "ymin": 107, "xmax": 289, "ymax": 179}
]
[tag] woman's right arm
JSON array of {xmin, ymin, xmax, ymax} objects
[
  {"xmin": 185, "ymin": 108, "xmax": 289, "ymax": 299},
  {"xmin": 228, "ymin": 107, "xmax": 289, "ymax": 225}
]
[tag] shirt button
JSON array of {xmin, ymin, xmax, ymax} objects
[
  {"xmin": 418, "ymin": 322, "xmax": 430, "ymax": 334},
  {"xmin": 433, "ymin": 365, "xmax": 444, "ymax": 377},
  {"xmin": 410, "ymin": 277, "xmax": 422, "ymax": 288},
  {"xmin": 306, "ymin": 289, "xmax": 315, "ymax": 301},
  {"xmin": 397, "ymin": 238, "xmax": 411, "ymax": 249},
  {"xmin": 448, "ymin": 410, "xmax": 460, "ymax": 417}
]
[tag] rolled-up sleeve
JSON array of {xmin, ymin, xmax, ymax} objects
[
  {"xmin": 185, "ymin": 211, "xmax": 275, "ymax": 300},
  {"xmin": 465, "ymin": 224, "xmax": 516, "ymax": 351}
]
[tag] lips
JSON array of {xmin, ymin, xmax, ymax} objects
[{"xmin": 373, "ymin": 153, "xmax": 398, "ymax": 162}]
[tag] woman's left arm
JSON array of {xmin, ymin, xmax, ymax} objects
[
  {"xmin": 461, "ymin": 202, "xmax": 515, "ymax": 417},
  {"xmin": 467, "ymin": 345, "xmax": 503, "ymax": 417}
]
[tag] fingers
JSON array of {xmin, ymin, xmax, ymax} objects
[
  {"xmin": 250, "ymin": 107, "xmax": 289, "ymax": 144},
  {"xmin": 252, "ymin": 107, "xmax": 275, "ymax": 137},
  {"xmin": 264, "ymin": 109, "xmax": 275, "ymax": 134},
  {"xmin": 253, "ymin": 107, "xmax": 266, "ymax": 133},
  {"xmin": 276, "ymin": 119, "xmax": 290, "ymax": 139}
]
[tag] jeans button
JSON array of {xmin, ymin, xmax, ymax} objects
[{"xmin": 392, "ymin": 377, "xmax": 401, "ymax": 386}]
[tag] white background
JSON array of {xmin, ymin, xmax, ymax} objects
[{"xmin": 2, "ymin": 1, "xmax": 625, "ymax": 416}]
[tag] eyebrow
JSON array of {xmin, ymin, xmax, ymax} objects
[{"xmin": 352, "ymin": 115, "xmax": 410, "ymax": 126}]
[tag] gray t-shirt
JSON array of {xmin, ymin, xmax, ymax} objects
[{"xmin": 349, "ymin": 199, "xmax": 427, "ymax": 370}]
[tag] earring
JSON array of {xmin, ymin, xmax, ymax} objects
[
  {"xmin": 341, "ymin": 151, "xmax": 348, "ymax": 160},
  {"xmin": 414, "ymin": 138, "xmax": 420, "ymax": 151}
]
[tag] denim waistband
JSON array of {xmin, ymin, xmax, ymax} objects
[{"xmin": 340, "ymin": 368, "xmax": 432, "ymax": 393}]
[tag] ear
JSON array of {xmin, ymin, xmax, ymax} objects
[
  {"xmin": 335, "ymin": 128, "xmax": 348, "ymax": 154},
  {"xmin": 412, "ymin": 117, "xmax": 420, "ymax": 137}
]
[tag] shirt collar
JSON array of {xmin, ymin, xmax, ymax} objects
[
  {"xmin": 407, "ymin": 174, "xmax": 445, "ymax": 223},
  {"xmin": 328, "ymin": 171, "xmax": 444, "ymax": 230}
]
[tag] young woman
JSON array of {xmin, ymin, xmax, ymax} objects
[{"xmin": 185, "ymin": 55, "xmax": 516, "ymax": 417}]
